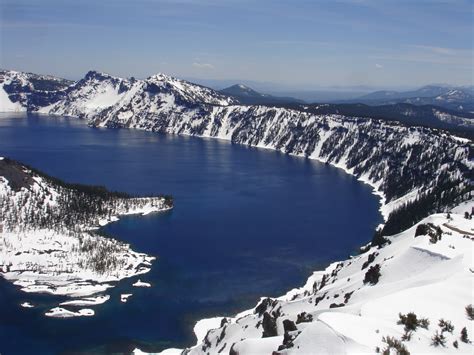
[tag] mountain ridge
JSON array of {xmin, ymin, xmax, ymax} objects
[
  {"xmin": 339, "ymin": 84, "xmax": 474, "ymax": 113},
  {"xmin": 0, "ymin": 69, "xmax": 471, "ymax": 237},
  {"xmin": 219, "ymin": 84, "xmax": 304, "ymax": 105}
]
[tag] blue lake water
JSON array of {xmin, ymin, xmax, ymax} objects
[{"xmin": 0, "ymin": 113, "xmax": 382, "ymax": 354}]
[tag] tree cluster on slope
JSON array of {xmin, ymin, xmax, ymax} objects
[
  {"xmin": 0, "ymin": 158, "xmax": 173, "ymax": 274},
  {"xmin": 381, "ymin": 176, "xmax": 472, "ymax": 237}
]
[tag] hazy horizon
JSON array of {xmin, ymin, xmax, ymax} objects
[
  {"xmin": 1, "ymin": 66, "xmax": 470, "ymax": 94},
  {"xmin": 1, "ymin": 0, "xmax": 472, "ymax": 89}
]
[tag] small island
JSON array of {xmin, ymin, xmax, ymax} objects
[{"xmin": 0, "ymin": 156, "xmax": 172, "ymax": 314}]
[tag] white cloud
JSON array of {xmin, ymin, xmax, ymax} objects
[
  {"xmin": 410, "ymin": 45, "xmax": 458, "ymax": 56},
  {"xmin": 375, "ymin": 63, "xmax": 383, "ymax": 69},
  {"xmin": 192, "ymin": 62, "xmax": 215, "ymax": 69}
]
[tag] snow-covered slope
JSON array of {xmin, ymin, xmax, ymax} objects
[
  {"xmin": 0, "ymin": 69, "xmax": 72, "ymax": 112},
  {"xmin": 436, "ymin": 89, "xmax": 474, "ymax": 103},
  {"xmin": 134, "ymin": 200, "xmax": 473, "ymax": 355},
  {"xmin": 0, "ymin": 69, "xmax": 235, "ymax": 117},
  {"xmin": 39, "ymin": 71, "xmax": 135, "ymax": 117},
  {"xmin": 432, "ymin": 109, "xmax": 474, "ymax": 128},
  {"xmin": 40, "ymin": 70, "xmax": 236, "ymax": 119},
  {"xmin": 86, "ymin": 96, "xmax": 471, "ymax": 237},
  {"xmin": 0, "ymin": 157, "xmax": 172, "ymax": 314}
]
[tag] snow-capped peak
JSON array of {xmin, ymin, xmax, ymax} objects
[
  {"xmin": 147, "ymin": 72, "xmax": 174, "ymax": 81},
  {"xmin": 80, "ymin": 70, "xmax": 128, "ymax": 86}
]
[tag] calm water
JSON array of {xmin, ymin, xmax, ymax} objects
[{"xmin": 0, "ymin": 113, "xmax": 382, "ymax": 354}]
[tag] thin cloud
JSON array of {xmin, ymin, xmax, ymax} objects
[
  {"xmin": 410, "ymin": 45, "xmax": 458, "ymax": 56},
  {"xmin": 192, "ymin": 62, "xmax": 215, "ymax": 69},
  {"xmin": 375, "ymin": 63, "xmax": 383, "ymax": 69}
]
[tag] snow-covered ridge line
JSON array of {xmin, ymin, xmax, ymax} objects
[
  {"xmin": 0, "ymin": 69, "xmax": 236, "ymax": 115},
  {"xmin": 2, "ymin": 69, "xmax": 470, "ymax": 227},
  {"xmin": 0, "ymin": 157, "xmax": 173, "ymax": 312}
]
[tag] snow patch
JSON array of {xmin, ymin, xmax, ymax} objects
[
  {"xmin": 132, "ymin": 279, "xmax": 151, "ymax": 287},
  {"xmin": 45, "ymin": 307, "xmax": 95, "ymax": 318},
  {"xmin": 121, "ymin": 294, "xmax": 133, "ymax": 303}
]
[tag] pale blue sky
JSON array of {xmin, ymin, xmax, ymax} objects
[{"xmin": 1, "ymin": 0, "xmax": 472, "ymax": 89}]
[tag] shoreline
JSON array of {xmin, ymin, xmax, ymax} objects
[
  {"xmin": 13, "ymin": 111, "xmax": 462, "ymax": 226},
  {"xmin": 6, "ymin": 111, "xmax": 394, "ymax": 222},
  {"xmin": 0, "ymin": 162, "xmax": 173, "ymax": 315},
  {"xmin": 2, "ymin": 203, "xmax": 171, "ymax": 298},
  {"xmin": 32, "ymin": 111, "xmax": 395, "ymax": 220}
]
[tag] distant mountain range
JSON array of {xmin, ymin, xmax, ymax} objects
[
  {"xmin": 339, "ymin": 85, "xmax": 474, "ymax": 113},
  {"xmin": 216, "ymin": 83, "xmax": 474, "ymax": 136},
  {"xmin": 190, "ymin": 78, "xmax": 474, "ymax": 113},
  {"xmin": 218, "ymin": 82, "xmax": 474, "ymax": 114},
  {"xmin": 219, "ymin": 84, "xmax": 304, "ymax": 105}
]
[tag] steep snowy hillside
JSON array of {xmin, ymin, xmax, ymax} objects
[
  {"xmin": 149, "ymin": 200, "xmax": 473, "ymax": 355},
  {"xmin": 90, "ymin": 103, "xmax": 472, "ymax": 237},
  {"xmin": 40, "ymin": 71, "xmax": 236, "ymax": 119},
  {"xmin": 0, "ymin": 157, "xmax": 172, "ymax": 315},
  {"xmin": 0, "ymin": 70, "xmax": 72, "ymax": 112},
  {"xmin": 39, "ymin": 70, "xmax": 134, "ymax": 117},
  {"xmin": 295, "ymin": 103, "xmax": 474, "ymax": 134},
  {"xmin": 0, "ymin": 70, "xmax": 236, "ymax": 117}
]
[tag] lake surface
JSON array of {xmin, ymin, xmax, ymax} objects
[{"xmin": 0, "ymin": 113, "xmax": 382, "ymax": 354}]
